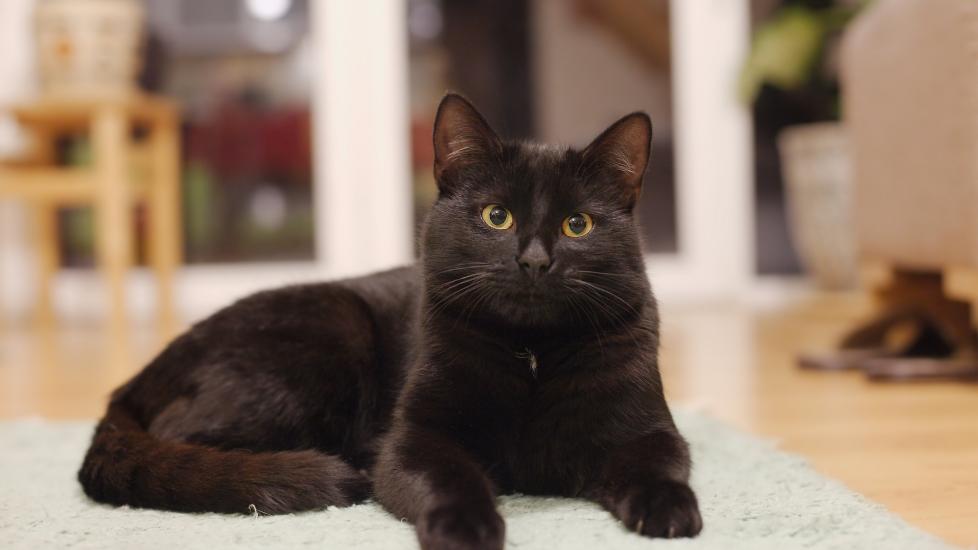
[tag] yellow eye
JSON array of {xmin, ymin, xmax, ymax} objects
[
  {"xmin": 562, "ymin": 212, "xmax": 593, "ymax": 238},
  {"xmin": 481, "ymin": 204, "xmax": 514, "ymax": 230}
]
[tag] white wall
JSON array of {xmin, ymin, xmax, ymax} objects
[{"xmin": 0, "ymin": 0, "xmax": 38, "ymax": 321}]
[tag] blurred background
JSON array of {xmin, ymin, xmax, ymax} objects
[
  {"xmin": 0, "ymin": 0, "xmax": 789, "ymax": 320},
  {"xmin": 0, "ymin": 0, "xmax": 975, "ymax": 546}
]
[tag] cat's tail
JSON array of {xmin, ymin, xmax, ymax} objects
[{"xmin": 77, "ymin": 400, "xmax": 371, "ymax": 514}]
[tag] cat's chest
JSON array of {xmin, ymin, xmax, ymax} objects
[
  {"xmin": 506, "ymin": 346, "xmax": 611, "ymax": 431},
  {"xmin": 513, "ymin": 348, "xmax": 540, "ymax": 379},
  {"xmin": 498, "ymin": 349, "xmax": 614, "ymax": 494}
]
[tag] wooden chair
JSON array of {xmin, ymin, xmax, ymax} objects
[{"xmin": 0, "ymin": 94, "xmax": 181, "ymax": 328}]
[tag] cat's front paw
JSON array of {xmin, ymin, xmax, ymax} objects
[
  {"xmin": 606, "ymin": 480, "xmax": 702, "ymax": 538},
  {"xmin": 416, "ymin": 503, "xmax": 505, "ymax": 550}
]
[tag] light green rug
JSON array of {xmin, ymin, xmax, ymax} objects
[{"xmin": 0, "ymin": 411, "xmax": 954, "ymax": 549}]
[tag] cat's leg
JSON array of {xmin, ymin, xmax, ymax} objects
[
  {"xmin": 584, "ymin": 430, "xmax": 702, "ymax": 538},
  {"xmin": 373, "ymin": 423, "xmax": 504, "ymax": 550}
]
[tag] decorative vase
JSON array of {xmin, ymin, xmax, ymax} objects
[
  {"xmin": 778, "ymin": 122, "xmax": 859, "ymax": 289},
  {"xmin": 34, "ymin": 0, "xmax": 145, "ymax": 99}
]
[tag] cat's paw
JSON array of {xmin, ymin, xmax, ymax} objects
[
  {"xmin": 606, "ymin": 480, "xmax": 702, "ymax": 538},
  {"xmin": 416, "ymin": 503, "xmax": 505, "ymax": 550}
]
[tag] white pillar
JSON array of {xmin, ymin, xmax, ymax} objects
[
  {"xmin": 312, "ymin": 0, "xmax": 413, "ymax": 278},
  {"xmin": 668, "ymin": 0, "xmax": 754, "ymax": 301},
  {"xmin": 0, "ymin": 0, "xmax": 38, "ymax": 320}
]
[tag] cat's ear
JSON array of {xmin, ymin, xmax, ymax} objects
[
  {"xmin": 433, "ymin": 93, "xmax": 501, "ymax": 190},
  {"xmin": 580, "ymin": 112, "xmax": 652, "ymax": 209}
]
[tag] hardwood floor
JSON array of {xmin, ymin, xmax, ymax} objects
[
  {"xmin": 1, "ymin": 294, "xmax": 976, "ymax": 546},
  {"xmin": 659, "ymin": 295, "xmax": 978, "ymax": 547}
]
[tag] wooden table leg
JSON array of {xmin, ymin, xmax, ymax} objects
[
  {"xmin": 92, "ymin": 107, "xmax": 132, "ymax": 330},
  {"xmin": 148, "ymin": 117, "xmax": 181, "ymax": 334},
  {"xmin": 27, "ymin": 127, "xmax": 60, "ymax": 327},
  {"xmin": 30, "ymin": 203, "xmax": 59, "ymax": 327}
]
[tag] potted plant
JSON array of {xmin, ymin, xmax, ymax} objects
[{"xmin": 741, "ymin": 0, "xmax": 867, "ymax": 289}]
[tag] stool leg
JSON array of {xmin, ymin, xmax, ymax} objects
[
  {"xmin": 92, "ymin": 107, "xmax": 132, "ymax": 330},
  {"xmin": 25, "ymin": 128, "xmax": 60, "ymax": 327},
  {"xmin": 148, "ymin": 118, "xmax": 181, "ymax": 334},
  {"xmin": 30, "ymin": 204, "xmax": 59, "ymax": 326}
]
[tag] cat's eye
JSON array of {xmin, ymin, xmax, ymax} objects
[
  {"xmin": 481, "ymin": 204, "xmax": 514, "ymax": 230},
  {"xmin": 562, "ymin": 213, "xmax": 594, "ymax": 238}
]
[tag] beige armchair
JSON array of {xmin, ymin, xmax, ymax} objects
[
  {"xmin": 806, "ymin": 0, "xmax": 978, "ymax": 379},
  {"xmin": 844, "ymin": 0, "xmax": 978, "ymax": 271}
]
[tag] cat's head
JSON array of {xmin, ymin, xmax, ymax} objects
[{"xmin": 421, "ymin": 93, "xmax": 653, "ymax": 329}]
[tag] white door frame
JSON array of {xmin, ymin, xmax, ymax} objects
[
  {"xmin": 172, "ymin": 0, "xmax": 414, "ymax": 320},
  {"xmin": 649, "ymin": 0, "xmax": 754, "ymax": 303}
]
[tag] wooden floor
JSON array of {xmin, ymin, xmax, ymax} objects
[{"xmin": 1, "ymin": 294, "xmax": 976, "ymax": 546}]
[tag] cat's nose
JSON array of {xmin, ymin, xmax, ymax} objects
[{"xmin": 517, "ymin": 239, "xmax": 552, "ymax": 279}]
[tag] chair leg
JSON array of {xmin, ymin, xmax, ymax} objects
[
  {"xmin": 30, "ymin": 203, "xmax": 59, "ymax": 326},
  {"xmin": 92, "ymin": 107, "xmax": 132, "ymax": 330},
  {"xmin": 148, "ymin": 119, "xmax": 181, "ymax": 334}
]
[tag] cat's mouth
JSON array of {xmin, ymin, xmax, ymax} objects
[{"xmin": 500, "ymin": 281, "xmax": 570, "ymax": 307}]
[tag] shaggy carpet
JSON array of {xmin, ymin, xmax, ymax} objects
[{"xmin": 0, "ymin": 410, "xmax": 954, "ymax": 550}]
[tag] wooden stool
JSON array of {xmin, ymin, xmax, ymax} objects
[{"xmin": 0, "ymin": 94, "xmax": 181, "ymax": 328}]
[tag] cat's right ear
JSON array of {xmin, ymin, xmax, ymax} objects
[{"xmin": 432, "ymin": 93, "xmax": 501, "ymax": 192}]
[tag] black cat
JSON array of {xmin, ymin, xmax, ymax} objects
[{"xmin": 79, "ymin": 94, "xmax": 702, "ymax": 549}]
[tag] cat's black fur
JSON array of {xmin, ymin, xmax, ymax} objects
[{"xmin": 79, "ymin": 94, "xmax": 702, "ymax": 549}]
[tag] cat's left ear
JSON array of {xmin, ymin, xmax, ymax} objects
[{"xmin": 580, "ymin": 112, "xmax": 652, "ymax": 209}]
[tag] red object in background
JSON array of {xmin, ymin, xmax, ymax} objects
[
  {"xmin": 263, "ymin": 110, "xmax": 312, "ymax": 179},
  {"xmin": 411, "ymin": 115, "xmax": 435, "ymax": 172},
  {"xmin": 186, "ymin": 101, "xmax": 312, "ymax": 183}
]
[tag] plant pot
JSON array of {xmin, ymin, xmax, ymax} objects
[
  {"xmin": 35, "ymin": 0, "xmax": 145, "ymax": 99},
  {"xmin": 778, "ymin": 122, "xmax": 858, "ymax": 289}
]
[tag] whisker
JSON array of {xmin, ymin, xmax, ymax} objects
[
  {"xmin": 426, "ymin": 272, "xmax": 492, "ymax": 319},
  {"xmin": 561, "ymin": 281, "xmax": 607, "ymax": 360},
  {"xmin": 566, "ymin": 278, "xmax": 638, "ymax": 313},
  {"xmin": 574, "ymin": 269, "xmax": 632, "ymax": 278},
  {"xmin": 432, "ymin": 262, "xmax": 494, "ymax": 276}
]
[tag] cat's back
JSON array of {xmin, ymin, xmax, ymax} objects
[
  {"xmin": 184, "ymin": 264, "xmax": 421, "ymax": 380},
  {"xmin": 337, "ymin": 264, "xmax": 420, "ymax": 302},
  {"xmin": 336, "ymin": 264, "xmax": 423, "ymax": 374},
  {"xmin": 336, "ymin": 264, "xmax": 421, "ymax": 327}
]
